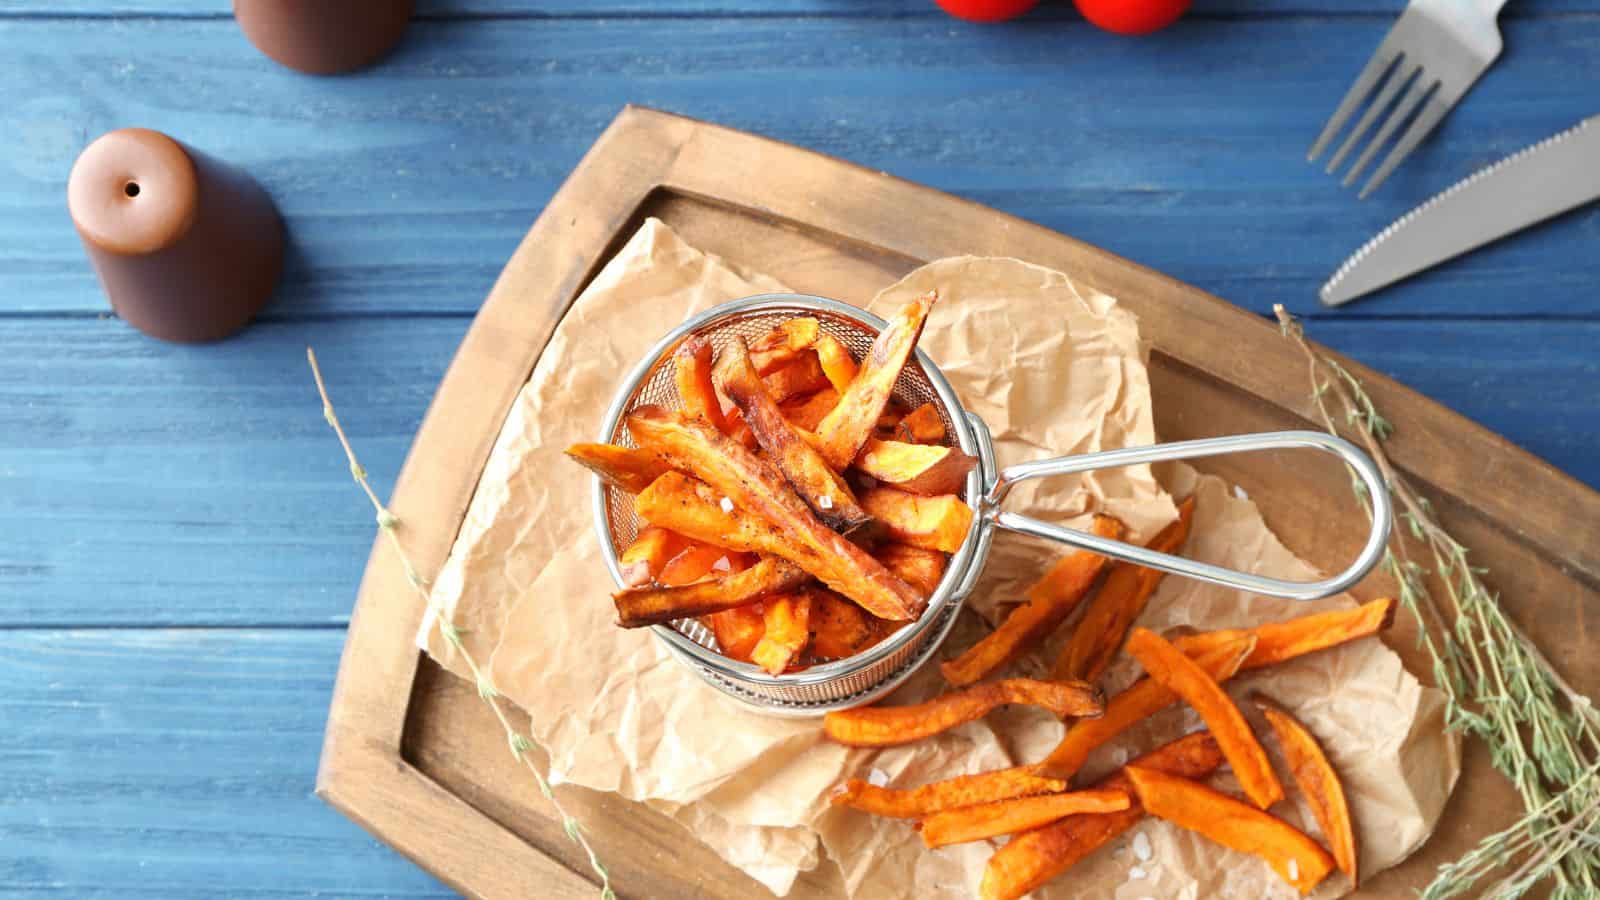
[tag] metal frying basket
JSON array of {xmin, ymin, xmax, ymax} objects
[{"xmin": 593, "ymin": 294, "xmax": 1391, "ymax": 716}]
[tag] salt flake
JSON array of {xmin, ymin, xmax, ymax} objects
[
  {"xmin": 719, "ymin": 496, "xmax": 735, "ymax": 513},
  {"xmin": 818, "ymin": 495, "xmax": 834, "ymax": 510},
  {"xmin": 1132, "ymin": 831, "xmax": 1152, "ymax": 862},
  {"xmin": 1288, "ymin": 859, "xmax": 1299, "ymax": 881},
  {"xmin": 867, "ymin": 768, "xmax": 889, "ymax": 787}
]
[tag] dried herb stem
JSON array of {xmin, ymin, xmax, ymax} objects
[
  {"xmin": 307, "ymin": 348, "xmax": 614, "ymax": 899},
  {"xmin": 1274, "ymin": 307, "xmax": 1600, "ymax": 899}
]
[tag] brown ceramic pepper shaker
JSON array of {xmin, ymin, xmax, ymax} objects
[
  {"xmin": 68, "ymin": 128, "xmax": 285, "ymax": 343},
  {"xmin": 233, "ymin": 0, "xmax": 415, "ymax": 75}
]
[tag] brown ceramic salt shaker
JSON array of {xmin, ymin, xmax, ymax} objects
[
  {"xmin": 234, "ymin": 0, "xmax": 415, "ymax": 75},
  {"xmin": 68, "ymin": 128, "xmax": 284, "ymax": 343}
]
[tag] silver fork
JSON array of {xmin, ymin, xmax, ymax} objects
[{"xmin": 1309, "ymin": 0, "xmax": 1510, "ymax": 198}]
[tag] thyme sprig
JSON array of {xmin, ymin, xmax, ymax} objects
[
  {"xmin": 308, "ymin": 349, "xmax": 615, "ymax": 899},
  {"xmin": 1274, "ymin": 307, "xmax": 1600, "ymax": 899}
]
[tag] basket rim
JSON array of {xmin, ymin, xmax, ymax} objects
[{"xmin": 591, "ymin": 292, "xmax": 987, "ymax": 695}]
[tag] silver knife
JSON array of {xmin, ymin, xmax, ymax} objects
[{"xmin": 1321, "ymin": 114, "xmax": 1600, "ymax": 306}]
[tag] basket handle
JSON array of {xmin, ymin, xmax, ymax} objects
[{"xmin": 980, "ymin": 431, "xmax": 1392, "ymax": 602}]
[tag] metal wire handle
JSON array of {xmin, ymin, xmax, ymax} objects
[{"xmin": 984, "ymin": 431, "xmax": 1392, "ymax": 601}]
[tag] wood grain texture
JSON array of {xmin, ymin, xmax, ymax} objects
[
  {"xmin": 3, "ymin": 15, "xmax": 1596, "ymax": 317},
  {"xmin": 0, "ymin": 629, "xmax": 454, "ymax": 899}
]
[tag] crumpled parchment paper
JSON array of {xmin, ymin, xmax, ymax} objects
[{"xmin": 419, "ymin": 218, "xmax": 1457, "ymax": 898}]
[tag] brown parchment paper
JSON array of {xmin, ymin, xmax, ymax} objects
[{"xmin": 422, "ymin": 219, "xmax": 1458, "ymax": 898}]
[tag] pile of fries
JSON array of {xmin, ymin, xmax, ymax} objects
[
  {"xmin": 824, "ymin": 504, "xmax": 1396, "ymax": 897},
  {"xmin": 566, "ymin": 293, "xmax": 983, "ymax": 674}
]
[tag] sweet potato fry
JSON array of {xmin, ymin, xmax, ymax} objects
[
  {"xmin": 1035, "ymin": 636, "xmax": 1255, "ymax": 780},
  {"xmin": 619, "ymin": 526, "xmax": 693, "ymax": 587},
  {"xmin": 762, "ymin": 351, "xmax": 830, "ymax": 402},
  {"xmin": 672, "ymin": 334, "xmax": 729, "ymax": 432},
  {"xmin": 809, "ymin": 590, "xmax": 878, "ymax": 660},
  {"xmin": 750, "ymin": 592, "xmax": 814, "ymax": 675},
  {"xmin": 1173, "ymin": 597, "xmax": 1398, "ymax": 672},
  {"xmin": 749, "ymin": 317, "xmax": 820, "ymax": 374},
  {"xmin": 814, "ymin": 292, "xmax": 936, "ymax": 469},
  {"xmin": 823, "ymin": 678, "xmax": 1103, "ymax": 747},
  {"xmin": 830, "ymin": 765, "xmax": 1067, "ymax": 819},
  {"xmin": 612, "ymin": 556, "xmax": 808, "ymax": 628},
  {"xmin": 860, "ymin": 487, "xmax": 973, "ymax": 553},
  {"xmin": 919, "ymin": 788, "xmax": 1130, "ymax": 849},
  {"xmin": 981, "ymin": 732, "xmax": 1225, "ymax": 900},
  {"xmin": 873, "ymin": 543, "xmax": 948, "ymax": 597},
  {"xmin": 1052, "ymin": 496, "xmax": 1195, "ymax": 683},
  {"xmin": 628, "ymin": 408, "xmax": 924, "ymax": 620},
  {"xmin": 657, "ymin": 544, "xmax": 749, "ymax": 586},
  {"xmin": 1124, "ymin": 765, "xmax": 1334, "ymax": 894},
  {"xmin": 941, "ymin": 516, "xmax": 1124, "ymax": 687},
  {"xmin": 565, "ymin": 443, "xmax": 672, "ymax": 494},
  {"xmin": 895, "ymin": 402, "xmax": 946, "ymax": 444},
  {"xmin": 716, "ymin": 339, "xmax": 870, "ymax": 532},
  {"xmin": 1125, "ymin": 628, "xmax": 1282, "ymax": 809},
  {"xmin": 853, "ymin": 437, "xmax": 979, "ymax": 496},
  {"xmin": 780, "ymin": 388, "xmax": 839, "ymax": 432},
  {"xmin": 814, "ymin": 334, "xmax": 858, "ymax": 393},
  {"xmin": 1254, "ymin": 695, "xmax": 1359, "ymax": 885},
  {"xmin": 705, "ymin": 604, "xmax": 765, "ymax": 661}
]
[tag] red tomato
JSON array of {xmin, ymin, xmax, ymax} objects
[
  {"xmin": 1074, "ymin": 0, "xmax": 1191, "ymax": 34},
  {"xmin": 934, "ymin": 0, "xmax": 1039, "ymax": 22}
]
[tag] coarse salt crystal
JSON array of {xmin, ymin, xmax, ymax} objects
[
  {"xmin": 867, "ymin": 768, "xmax": 890, "ymax": 787},
  {"xmin": 1129, "ymin": 866, "xmax": 1147, "ymax": 879},
  {"xmin": 711, "ymin": 556, "xmax": 732, "ymax": 572},
  {"xmin": 1288, "ymin": 859, "xmax": 1299, "ymax": 881},
  {"xmin": 1233, "ymin": 484, "xmax": 1249, "ymax": 501},
  {"xmin": 818, "ymin": 495, "xmax": 834, "ymax": 510},
  {"xmin": 719, "ymin": 496, "xmax": 735, "ymax": 513},
  {"xmin": 1132, "ymin": 832, "xmax": 1152, "ymax": 862}
]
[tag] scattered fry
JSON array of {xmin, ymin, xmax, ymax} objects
[
  {"xmin": 762, "ymin": 351, "xmax": 830, "ymax": 402},
  {"xmin": 705, "ymin": 603, "xmax": 765, "ymax": 661},
  {"xmin": 780, "ymin": 388, "xmax": 840, "ymax": 431},
  {"xmin": 919, "ymin": 788, "xmax": 1131, "ymax": 848},
  {"xmin": 1254, "ymin": 694, "xmax": 1359, "ymax": 886},
  {"xmin": 1035, "ymin": 636, "xmax": 1255, "ymax": 780},
  {"xmin": 895, "ymin": 402, "xmax": 946, "ymax": 444},
  {"xmin": 749, "ymin": 317, "xmax": 820, "ymax": 374},
  {"xmin": 814, "ymin": 292, "xmax": 936, "ymax": 469},
  {"xmin": 1125, "ymin": 628, "xmax": 1282, "ymax": 809},
  {"xmin": 565, "ymin": 443, "xmax": 672, "ymax": 494},
  {"xmin": 1173, "ymin": 597, "xmax": 1398, "ymax": 672},
  {"xmin": 716, "ymin": 339, "xmax": 870, "ymax": 532},
  {"xmin": 612, "ymin": 556, "xmax": 809, "ymax": 628},
  {"xmin": 874, "ymin": 543, "xmax": 948, "ymax": 597},
  {"xmin": 1052, "ymin": 496, "xmax": 1195, "ymax": 683},
  {"xmin": 860, "ymin": 487, "xmax": 973, "ymax": 553},
  {"xmin": 853, "ymin": 437, "xmax": 979, "ymax": 496},
  {"xmin": 1124, "ymin": 765, "xmax": 1334, "ymax": 895},
  {"xmin": 823, "ymin": 678, "xmax": 1103, "ymax": 748},
  {"xmin": 980, "ymin": 732, "xmax": 1225, "ymax": 900},
  {"xmin": 673, "ymin": 334, "xmax": 729, "ymax": 432},
  {"xmin": 814, "ymin": 334, "xmax": 858, "ymax": 392},
  {"xmin": 628, "ymin": 407, "xmax": 924, "ymax": 620},
  {"xmin": 619, "ymin": 526, "xmax": 692, "ymax": 587},
  {"xmin": 830, "ymin": 765, "xmax": 1068, "ymax": 819},
  {"xmin": 941, "ymin": 515, "xmax": 1124, "ymax": 687},
  {"xmin": 751, "ymin": 592, "xmax": 814, "ymax": 675},
  {"xmin": 809, "ymin": 590, "xmax": 879, "ymax": 660}
]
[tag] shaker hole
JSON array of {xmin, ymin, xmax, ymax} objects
[{"xmin": 124, "ymin": 181, "xmax": 141, "ymax": 198}]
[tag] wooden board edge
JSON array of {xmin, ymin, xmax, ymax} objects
[
  {"xmin": 318, "ymin": 106, "xmax": 696, "ymax": 895},
  {"xmin": 637, "ymin": 106, "xmax": 1600, "ymax": 583}
]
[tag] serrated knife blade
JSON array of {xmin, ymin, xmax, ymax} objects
[{"xmin": 1321, "ymin": 115, "xmax": 1600, "ymax": 307}]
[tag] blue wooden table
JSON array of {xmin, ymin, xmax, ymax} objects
[{"xmin": 2, "ymin": 1, "xmax": 1595, "ymax": 896}]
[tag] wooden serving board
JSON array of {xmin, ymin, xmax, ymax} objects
[{"xmin": 316, "ymin": 106, "xmax": 1600, "ymax": 899}]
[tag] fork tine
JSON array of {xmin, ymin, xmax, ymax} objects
[
  {"xmin": 1309, "ymin": 48, "xmax": 1403, "ymax": 162},
  {"xmin": 1343, "ymin": 75, "xmax": 1436, "ymax": 188},
  {"xmin": 1325, "ymin": 60, "xmax": 1419, "ymax": 174},
  {"xmin": 1357, "ymin": 90, "xmax": 1452, "ymax": 198}
]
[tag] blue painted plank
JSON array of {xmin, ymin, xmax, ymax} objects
[
  {"xmin": 0, "ymin": 628, "xmax": 453, "ymax": 898},
  {"xmin": 2, "ymin": 16, "xmax": 1596, "ymax": 318},
  {"xmin": 1, "ymin": 315, "xmax": 1594, "ymax": 627},
  {"xmin": 9, "ymin": 1, "xmax": 1598, "ymax": 18}
]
